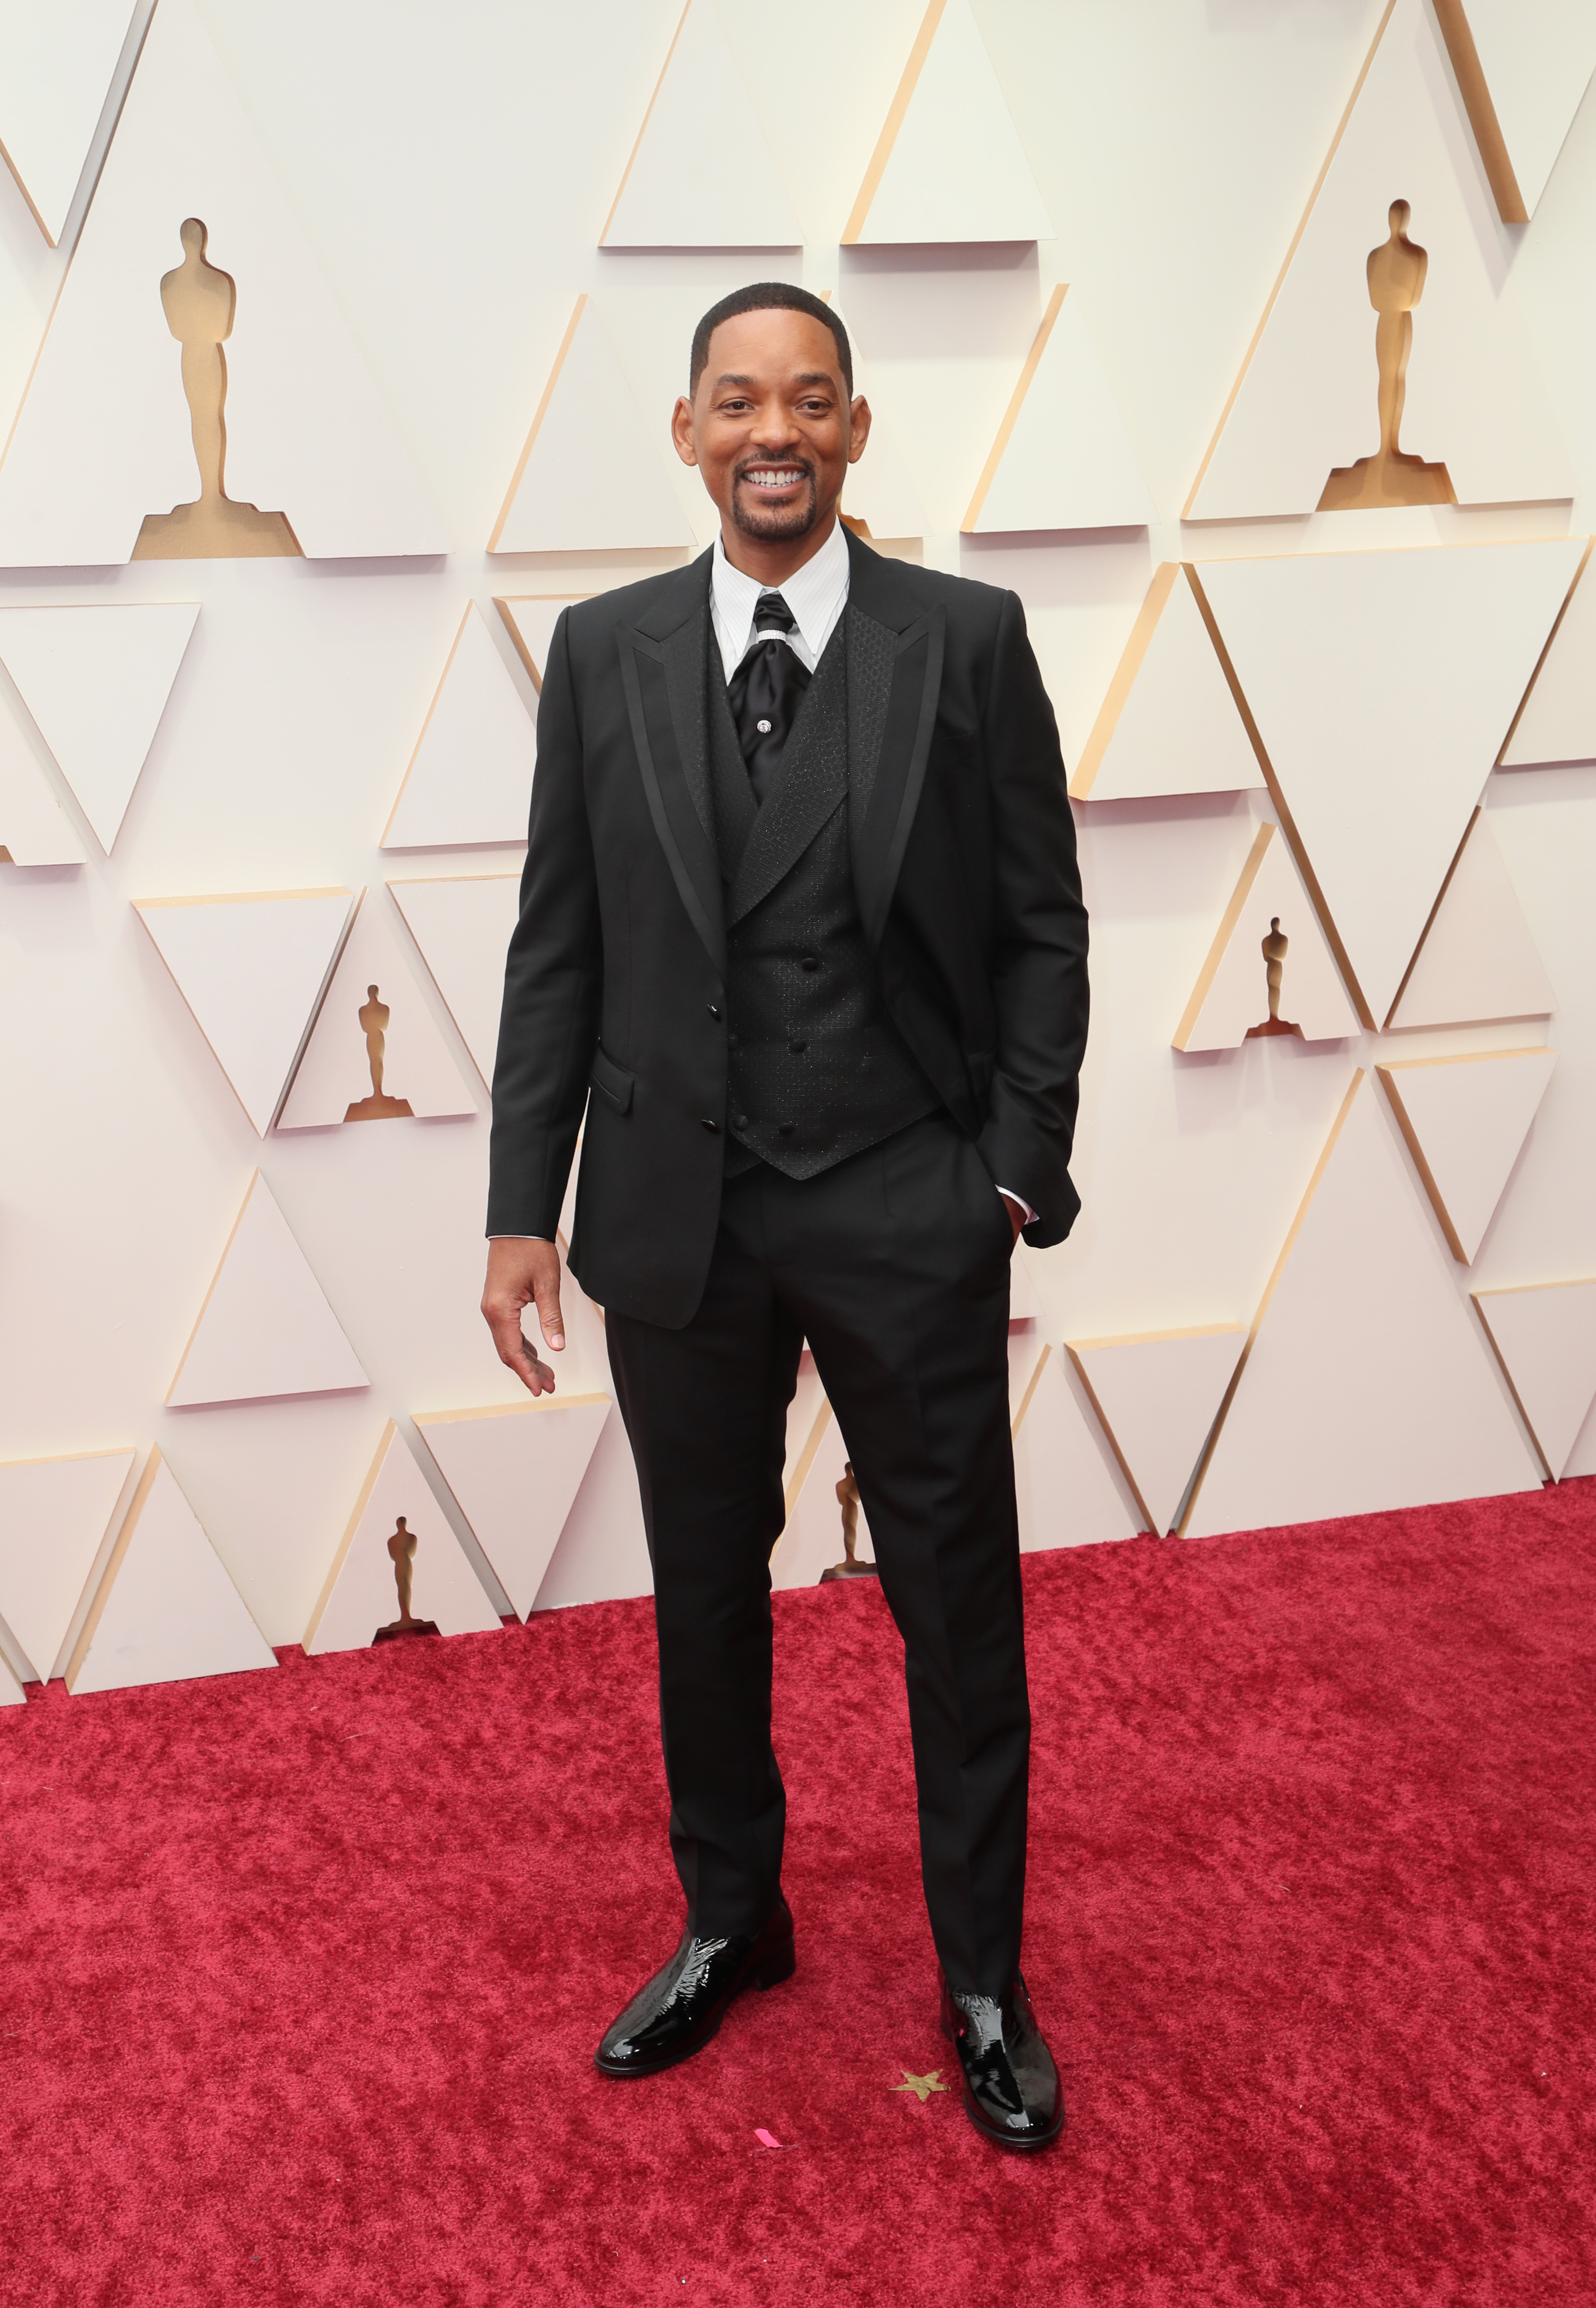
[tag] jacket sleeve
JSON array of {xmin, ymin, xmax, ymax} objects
[
  {"xmin": 485, "ymin": 609, "xmax": 602, "ymax": 1238},
  {"xmin": 974, "ymin": 589, "xmax": 1090, "ymax": 1247}
]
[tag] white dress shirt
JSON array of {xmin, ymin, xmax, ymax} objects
[
  {"xmin": 709, "ymin": 517, "xmax": 850, "ymax": 682},
  {"xmin": 494, "ymin": 517, "xmax": 1035, "ymax": 1234}
]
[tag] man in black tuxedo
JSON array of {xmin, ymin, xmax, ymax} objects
[{"xmin": 483, "ymin": 284, "xmax": 1088, "ymax": 2150}]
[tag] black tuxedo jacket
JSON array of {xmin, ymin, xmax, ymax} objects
[{"xmin": 487, "ymin": 530, "xmax": 1089, "ymax": 1329}]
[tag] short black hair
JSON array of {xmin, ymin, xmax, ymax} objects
[{"xmin": 689, "ymin": 282, "xmax": 852, "ymax": 396}]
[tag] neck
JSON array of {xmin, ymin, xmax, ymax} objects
[{"xmin": 718, "ymin": 506, "xmax": 840, "ymax": 589}]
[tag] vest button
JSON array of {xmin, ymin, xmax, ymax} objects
[
  {"xmin": 801, "ymin": 956, "xmax": 819, "ymax": 972},
  {"xmin": 788, "ymin": 1039, "xmax": 806, "ymax": 1054},
  {"xmin": 701, "ymin": 1119, "xmax": 719, "ymax": 1133},
  {"xmin": 735, "ymin": 1114, "xmax": 749, "ymax": 1130},
  {"xmin": 778, "ymin": 1123, "xmax": 794, "ymax": 1137},
  {"xmin": 707, "ymin": 1003, "xmax": 722, "ymax": 1020}
]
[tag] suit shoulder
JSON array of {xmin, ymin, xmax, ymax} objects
[
  {"xmin": 850, "ymin": 546, "xmax": 1011, "ymax": 638},
  {"xmin": 560, "ymin": 558, "xmax": 710, "ymax": 655}
]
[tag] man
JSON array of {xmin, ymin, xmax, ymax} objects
[{"xmin": 482, "ymin": 284, "xmax": 1088, "ymax": 2151}]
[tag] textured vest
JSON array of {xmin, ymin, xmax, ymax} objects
[{"xmin": 703, "ymin": 613, "xmax": 938, "ymax": 1181}]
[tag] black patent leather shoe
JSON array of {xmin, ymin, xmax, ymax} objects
[
  {"xmin": 594, "ymin": 1894, "xmax": 795, "ymax": 2078},
  {"xmin": 940, "ymin": 1968, "xmax": 1064, "ymax": 2150}
]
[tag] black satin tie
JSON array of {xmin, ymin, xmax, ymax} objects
[{"xmin": 727, "ymin": 591, "xmax": 811, "ymax": 807}]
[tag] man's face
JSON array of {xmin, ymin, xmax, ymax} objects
[{"xmin": 672, "ymin": 308, "xmax": 870, "ymax": 546}]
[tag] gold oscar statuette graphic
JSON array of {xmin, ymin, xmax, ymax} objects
[
  {"xmin": 372, "ymin": 1516, "xmax": 440, "ymax": 1644},
  {"xmin": 820, "ymin": 1459, "xmax": 878, "ymax": 1583},
  {"xmin": 1319, "ymin": 200, "xmax": 1456, "ymax": 512},
  {"xmin": 345, "ymin": 985, "xmax": 415, "ymax": 1122},
  {"xmin": 132, "ymin": 218, "xmax": 302, "ymax": 560},
  {"xmin": 1245, "ymin": 916, "xmax": 1303, "ymax": 1041}
]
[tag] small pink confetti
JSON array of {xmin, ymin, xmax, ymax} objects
[{"xmin": 755, "ymin": 2129, "xmax": 786, "ymax": 2150}]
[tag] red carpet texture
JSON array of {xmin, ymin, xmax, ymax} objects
[{"xmin": 3, "ymin": 1484, "xmax": 1594, "ymax": 2307}]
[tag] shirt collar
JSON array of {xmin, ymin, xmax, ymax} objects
[{"xmin": 710, "ymin": 518, "xmax": 850, "ymax": 664}]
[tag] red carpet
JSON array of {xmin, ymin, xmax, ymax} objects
[{"xmin": 4, "ymin": 1487, "xmax": 1594, "ymax": 2306}]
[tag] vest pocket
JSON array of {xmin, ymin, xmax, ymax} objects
[{"xmin": 590, "ymin": 1045, "xmax": 635, "ymax": 1115}]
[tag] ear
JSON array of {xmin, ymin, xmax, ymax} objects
[
  {"xmin": 847, "ymin": 395, "xmax": 872, "ymax": 465},
  {"xmin": 671, "ymin": 394, "xmax": 700, "ymax": 469}
]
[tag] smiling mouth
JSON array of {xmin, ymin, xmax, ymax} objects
[{"xmin": 738, "ymin": 465, "xmax": 810, "ymax": 495}]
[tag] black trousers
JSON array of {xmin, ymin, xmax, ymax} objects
[{"xmin": 604, "ymin": 1111, "xmax": 1030, "ymax": 1997}]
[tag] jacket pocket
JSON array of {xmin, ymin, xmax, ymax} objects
[{"xmin": 590, "ymin": 1045, "xmax": 635, "ymax": 1115}]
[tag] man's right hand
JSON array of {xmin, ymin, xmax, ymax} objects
[{"xmin": 481, "ymin": 1237, "xmax": 565, "ymax": 1396}]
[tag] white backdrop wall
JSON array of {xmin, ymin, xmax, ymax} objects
[{"xmin": 2, "ymin": 0, "xmax": 1595, "ymax": 1688}]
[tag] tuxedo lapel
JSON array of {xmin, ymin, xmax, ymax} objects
[
  {"xmin": 844, "ymin": 535, "xmax": 946, "ymax": 952},
  {"xmin": 616, "ymin": 553, "xmax": 726, "ymax": 980}
]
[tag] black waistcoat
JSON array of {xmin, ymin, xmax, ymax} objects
[{"xmin": 702, "ymin": 613, "xmax": 938, "ymax": 1182}]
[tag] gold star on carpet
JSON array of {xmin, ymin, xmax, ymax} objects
[{"xmin": 891, "ymin": 2070, "xmax": 948, "ymax": 2103}]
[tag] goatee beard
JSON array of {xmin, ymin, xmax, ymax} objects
[{"xmin": 731, "ymin": 472, "xmax": 819, "ymax": 542}]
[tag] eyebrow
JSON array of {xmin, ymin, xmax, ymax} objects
[{"xmin": 712, "ymin": 371, "xmax": 839, "ymax": 390}]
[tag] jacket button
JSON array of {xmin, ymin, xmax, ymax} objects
[
  {"xmin": 707, "ymin": 1003, "xmax": 722, "ymax": 1020},
  {"xmin": 735, "ymin": 1114, "xmax": 749, "ymax": 1130},
  {"xmin": 788, "ymin": 1039, "xmax": 806, "ymax": 1054},
  {"xmin": 778, "ymin": 1123, "xmax": 794, "ymax": 1137},
  {"xmin": 702, "ymin": 1119, "xmax": 719, "ymax": 1133},
  {"xmin": 801, "ymin": 956, "xmax": 819, "ymax": 973}
]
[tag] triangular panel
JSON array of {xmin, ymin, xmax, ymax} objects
[
  {"xmin": 844, "ymin": 0, "xmax": 1053, "ymax": 246},
  {"xmin": 0, "ymin": 1652, "xmax": 23, "ymax": 1706},
  {"xmin": 66, "ymin": 1451, "xmax": 276, "ymax": 1693},
  {"xmin": 1011, "ymin": 1346, "xmax": 1141, "ymax": 1552},
  {"xmin": 0, "ymin": 699, "xmax": 84, "ymax": 864},
  {"xmin": 0, "ymin": 1447, "xmax": 135, "ymax": 1680},
  {"xmin": 1070, "ymin": 564, "xmax": 1264, "ymax": 801},
  {"xmin": 1387, "ymin": 811, "xmax": 1556, "ymax": 1029},
  {"xmin": 494, "ymin": 595, "xmax": 591, "ymax": 692},
  {"xmin": 417, "ymin": 1395, "xmax": 612, "ymax": 1619},
  {"xmin": 0, "ymin": 603, "xmax": 197, "ymax": 851},
  {"xmin": 1174, "ymin": 822, "xmax": 1359, "ymax": 1051},
  {"xmin": 1183, "ymin": 1075, "xmax": 1538, "ymax": 1536},
  {"xmin": 964, "ymin": 285, "xmax": 1155, "ymax": 534},
  {"xmin": 134, "ymin": 886, "xmax": 354, "ymax": 1134},
  {"xmin": 489, "ymin": 296, "xmax": 696, "ymax": 555},
  {"xmin": 303, "ymin": 1421, "xmax": 501, "ymax": 1655},
  {"xmin": 1500, "ymin": 543, "xmax": 1596, "ymax": 769},
  {"xmin": 527, "ymin": 1401, "xmax": 654, "ymax": 1611},
  {"xmin": 277, "ymin": 889, "xmax": 475, "ymax": 1129},
  {"xmin": 0, "ymin": 0, "xmax": 135, "ymax": 243},
  {"xmin": 601, "ymin": 0, "xmax": 801, "ymax": 249},
  {"xmin": 387, "ymin": 873, "xmax": 521, "ymax": 1089},
  {"xmin": 1186, "ymin": 0, "xmax": 1574, "ymax": 519},
  {"xmin": 824, "ymin": 301, "xmax": 928, "ymax": 542},
  {"xmin": 0, "ymin": 0, "xmax": 444, "ymax": 563},
  {"xmin": 1067, "ymin": 1327, "xmax": 1246, "ymax": 1535},
  {"xmin": 1473, "ymin": 1278, "xmax": 1596, "ymax": 1479},
  {"xmin": 381, "ymin": 605, "xmax": 536, "ymax": 850},
  {"xmin": 1194, "ymin": 541, "xmax": 1582, "ymax": 1025},
  {"xmin": 167, "ymin": 1171, "xmax": 368, "ymax": 1407},
  {"xmin": 1434, "ymin": 0, "xmax": 1596, "ymax": 221},
  {"xmin": 1378, "ymin": 1047, "xmax": 1555, "ymax": 1264}
]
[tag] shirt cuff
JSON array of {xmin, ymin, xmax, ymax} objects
[{"xmin": 995, "ymin": 1187, "xmax": 1036, "ymax": 1228}]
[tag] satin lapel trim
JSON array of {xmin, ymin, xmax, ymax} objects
[
  {"xmin": 618, "ymin": 626, "xmax": 726, "ymax": 981},
  {"xmin": 660, "ymin": 608, "xmax": 715, "ymax": 851},
  {"xmin": 725, "ymin": 631, "xmax": 849, "ymax": 928},
  {"xmin": 853, "ymin": 606, "xmax": 945, "ymax": 951}
]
